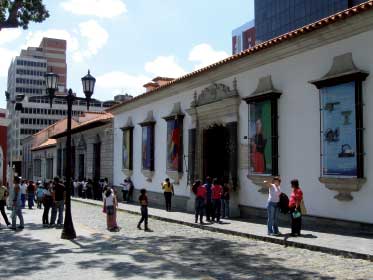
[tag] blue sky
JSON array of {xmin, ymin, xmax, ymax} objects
[{"xmin": 0, "ymin": 0, "xmax": 254, "ymax": 108}]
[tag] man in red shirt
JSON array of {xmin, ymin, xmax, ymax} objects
[
  {"xmin": 193, "ymin": 180, "xmax": 206, "ymax": 224},
  {"xmin": 211, "ymin": 178, "xmax": 223, "ymax": 223}
]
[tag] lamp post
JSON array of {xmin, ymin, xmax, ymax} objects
[{"xmin": 45, "ymin": 70, "xmax": 96, "ymax": 240}]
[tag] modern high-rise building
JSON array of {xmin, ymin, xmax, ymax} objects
[
  {"xmin": 0, "ymin": 108, "xmax": 9, "ymax": 185},
  {"xmin": 232, "ymin": 20, "xmax": 256, "ymax": 55},
  {"xmin": 255, "ymin": 0, "xmax": 367, "ymax": 43},
  {"xmin": 6, "ymin": 37, "xmax": 124, "ymax": 176}
]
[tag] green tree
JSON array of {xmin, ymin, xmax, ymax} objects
[{"xmin": 0, "ymin": 0, "xmax": 49, "ymax": 31}]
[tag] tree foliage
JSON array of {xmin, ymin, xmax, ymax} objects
[{"xmin": 0, "ymin": 0, "xmax": 49, "ymax": 30}]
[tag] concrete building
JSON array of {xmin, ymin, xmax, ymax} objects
[
  {"xmin": 255, "ymin": 0, "xmax": 367, "ymax": 43},
  {"xmin": 0, "ymin": 109, "xmax": 9, "ymax": 185},
  {"xmin": 232, "ymin": 20, "xmax": 256, "ymax": 55},
  {"xmin": 6, "ymin": 37, "xmax": 125, "ymax": 176},
  {"xmin": 109, "ymin": 2, "xmax": 373, "ymax": 228}
]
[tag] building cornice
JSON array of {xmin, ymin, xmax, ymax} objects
[{"xmin": 109, "ymin": 2, "xmax": 373, "ymax": 115}]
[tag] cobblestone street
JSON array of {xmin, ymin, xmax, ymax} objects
[{"xmin": 0, "ymin": 202, "xmax": 372, "ymax": 280}]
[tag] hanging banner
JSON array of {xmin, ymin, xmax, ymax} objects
[
  {"xmin": 321, "ymin": 82, "xmax": 357, "ymax": 177},
  {"xmin": 248, "ymin": 100, "xmax": 272, "ymax": 175}
]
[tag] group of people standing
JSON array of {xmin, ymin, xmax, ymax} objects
[
  {"xmin": 265, "ymin": 176, "xmax": 306, "ymax": 237},
  {"xmin": 73, "ymin": 178, "xmax": 109, "ymax": 200},
  {"xmin": 191, "ymin": 177, "xmax": 230, "ymax": 224}
]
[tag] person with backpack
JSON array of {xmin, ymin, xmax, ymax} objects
[
  {"xmin": 264, "ymin": 176, "xmax": 282, "ymax": 236},
  {"xmin": 161, "ymin": 178, "xmax": 174, "ymax": 212},
  {"xmin": 289, "ymin": 179, "xmax": 305, "ymax": 237},
  {"xmin": 192, "ymin": 180, "xmax": 206, "ymax": 224}
]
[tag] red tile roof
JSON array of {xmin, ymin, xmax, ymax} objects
[
  {"xmin": 107, "ymin": 0, "xmax": 373, "ymax": 112},
  {"xmin": 31, "ymin": 138, "xmax": 57, "ymax": 151}
]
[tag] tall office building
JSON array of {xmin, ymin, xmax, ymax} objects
[
  {"xmin": 6, "ymin": 37, "xmax": 121, "ymax": 175},
  {"xmin": 0, "ymin": 109, "xmax": 9, "ymax": 185},
  {"xmin": 255, "ymin": 0, "xmax": 367, "ymax": 43}
]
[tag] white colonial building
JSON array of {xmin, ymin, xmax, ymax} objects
[{"xmin": 109, "ymin": 3, "xmax": 373, "ymax": 227}]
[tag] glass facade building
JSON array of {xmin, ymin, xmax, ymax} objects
[{"xmin": 255, "ymin": 0, "xmax": 366, "ymax": 42}]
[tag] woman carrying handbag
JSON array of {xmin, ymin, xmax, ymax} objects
[{"xmin": 288, "ymin": 179, "xmax": 306, "ymax": 237}]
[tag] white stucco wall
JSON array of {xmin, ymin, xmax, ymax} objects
[{"xmin": 113, "ymin": 24, "xmax": 373, "ymax": 223}]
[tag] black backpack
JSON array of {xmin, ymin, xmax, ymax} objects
[{"xmin": 278, "ymin": 192, "xmax": 290, "ymax": 214}]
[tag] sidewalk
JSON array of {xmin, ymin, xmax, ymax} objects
[{"xmin": 73, "ymin": 197, "xmax": 373, "ymax": 261}]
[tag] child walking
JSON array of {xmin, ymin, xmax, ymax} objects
[{"xmin": 137, "ymin": 189, "xmax": 150, "ymax": 231}]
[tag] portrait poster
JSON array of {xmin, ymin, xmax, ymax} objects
[
  {"xmin": 321, "ymin": 82, "xmax": 357, "ymax": 177},
  {"xmin": 142, "ymin": 126, "xmax": 153, "ymax": 170},
  {"xmin": 122, "ymin": 129, "xmax": 131, "ymax": 170},
  {"xmin": 167, "ymin": 119, "xmax": 182, "ymax": 172},
  {"xmin": 248, "ymin": 100, "xmax": 272, "ymax": 175}
]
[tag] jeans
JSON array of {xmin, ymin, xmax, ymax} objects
[
  {"xmin": 51, "ymin": 200, "xmax": 64, "ymax": 225},
  {"xmin": 138, "ymin": 206, "xmax": 148, "ymax": 228},
  {"xmin": 212, "ymin": 199, "xmax": 221, "ymax": 222},
  {"xmin": 122, "ymin": 190, "xmax": 129, "ymax": 202},
  {"xmin": 267, "ymin": 201, "xmax": 280, "ymax": 234},
  {"xmin": 11, "ymin": 206, "xmax": 24, "ymax": 228},
  {"xmin": 205, "ymin": 201, "xmax": 213, "ymax": 221},
  {"xmin": 222, "ymin": 199, "xmax": 230, "ymax": 218},
  {"xmin": 195, "ymin": 197, "xmax": 205, "ymax": 223},
  {"xmin": 43, "ymin": 204, "xmax": 51, "ymax": 224},
  {"xmin": 0, "ymin": 200, "xmax": 10, "ymax": 225},
  {"xmin": 28, "ymin": 192, "xmax": 34, "ymax": 209},
  {"xmin": 21, "ymin": 194, "xmax": 26, "ymax": 208},
  {"xmin": 164, "ymin": 192, "xmax": 172, "ymax": 211}
]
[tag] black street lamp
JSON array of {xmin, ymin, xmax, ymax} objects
[{"xmin": 45, "ymin": 70, "xmax": 96, "ymax": 240}]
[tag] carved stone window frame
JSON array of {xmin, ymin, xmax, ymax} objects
[
  {"xmin": 162, "ymin": 102, "xmax": 184, "ymax": 184},
  {"xmin": 243, "ymin": 76, "xmax": 282, "ymax": 194},
  {"xmin": 309, "ymin": 53, "xmax": 369, "ymax": 201},
  {"xmin": 121, "ymin": 117, "xmax": 134, "ymax": 177},
  {"xmin": 138, "ymin": 111, "xmax": 156, "ymax": 182}
]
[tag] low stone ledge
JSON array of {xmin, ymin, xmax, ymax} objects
[{"xmin": 319, "ymin": 177, "xmax": 366, "ymax": 201}]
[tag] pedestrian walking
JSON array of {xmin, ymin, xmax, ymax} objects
[
  {"xmin": 204, "ymin": 177, "xmax": 213, "ymax": 221},
  {"xmin": 137, "ymin": 188, "xmax": 150, "ymax": 231},
  {"xmin": 42, "ymin": 183, "xmax": 53, "ymax": 227},
  {"xmin": 11, "ymin": 176, "xmax": 24, "ymax": 230},
  {"xmin": 50, "ymin": 177, "xmax": 65, "ymax": 227},
  {"xmin": 120, "ymin": 178, "xmax": 130, "ymax": 202},
  {"xmin": 161, "ymin": 178, "xmax": 174, "ymax": 212},
  {"xmin": 289, "ymin": 179, "xmax": 306, "ymax": 237},
  {"xmin": 221, "ymin": 183, "xmax": 230, "ymax": 219},
  {"xmin": 264, "ymin": 176, "xmax": 282, "ymax": 236},
  {"xmin": 103, "ymin": 188, "xmax": 119, "ymax": 231},
  {"xmin": 192, "ymin": 180, "xmax": 206, "ymax": 224},
  {"xmin": 20, "ymin": 180, "xmax": 27, "ymax": 208},
  {"xmin": 0, "ymin": 182, "xmax": 11, "ymax": 227},
  {"xmin": 36, "ymin": 182, "xmax": 44, "ymax": 209},
  {"xmin": 127, "ymin": 177, "xmax": 134, "ymax": 202},
  {"xmin": 27, "ymin": 181, "xmax": 35, "ymax": 209},
  {"xmin": 73, "ymin": 179, "xmax": 79, "ymax": 197},
  {"xmin": 211, "ymin": 178, "xmax": 223, "ymax": 223}
]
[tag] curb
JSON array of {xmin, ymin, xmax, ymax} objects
[{"xmin": 73, "ymin": 198, "xmax": 373, "ymax": 262}]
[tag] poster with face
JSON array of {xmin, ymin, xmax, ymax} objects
[
  {"xmin": 122, "ymin": 130, "xmax": 130, "ymax": 170},
  {"xmin": 167, "ymin": 119, "xmax": 182, "ymax": 172},
  {"xmin": 142, "ymin": 126, "xmax": 153, "ymax": 170},
  {"xmin": 248, "ymin": 100, "xmax": 272, "ymax": 175},
  {"xmin": 321, "ymin": 82, "xmax": 357, "ymax": 177}
]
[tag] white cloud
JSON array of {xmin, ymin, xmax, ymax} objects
[
  {"xmin": 188, "ymin": 43, "xmax": 229, "ymax": 70},
  {"xmin": 23, "ymin": 29, "xmax": 79, "ymax": 51},
  {"xmin": 77, "ymin": 20, "xmax": 108, "ymax": 59},
  {"xmin": 0, "ymin": 29, "xmax": 22, "ymax": 45},
  {"xmin": 61, "ymin": 0, "xmax": 127, "ymax": 18},
  {"xmin": 0, "ymin": 48, "xmax": 18, "ymax": 77},
  {"xmin": 144, "ymin": 56, "xmax": 186, "ymax": 78},
  {"xmin": 96, "ymin": 71, "xmax": 150, "ymax": 97}
]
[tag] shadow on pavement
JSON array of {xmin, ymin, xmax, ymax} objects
[{"xmin": 0, "ymin": 222, "xmax": 336, "ymax": 280}]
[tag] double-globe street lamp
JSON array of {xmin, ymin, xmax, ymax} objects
[{"xmin": 45, "ymin": 70, "xmax": 96, "ymax": 240}]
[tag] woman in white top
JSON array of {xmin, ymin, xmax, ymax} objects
[{"xmin": 264, "ymin": 176, "xmax": 282, "ymax": 235}]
